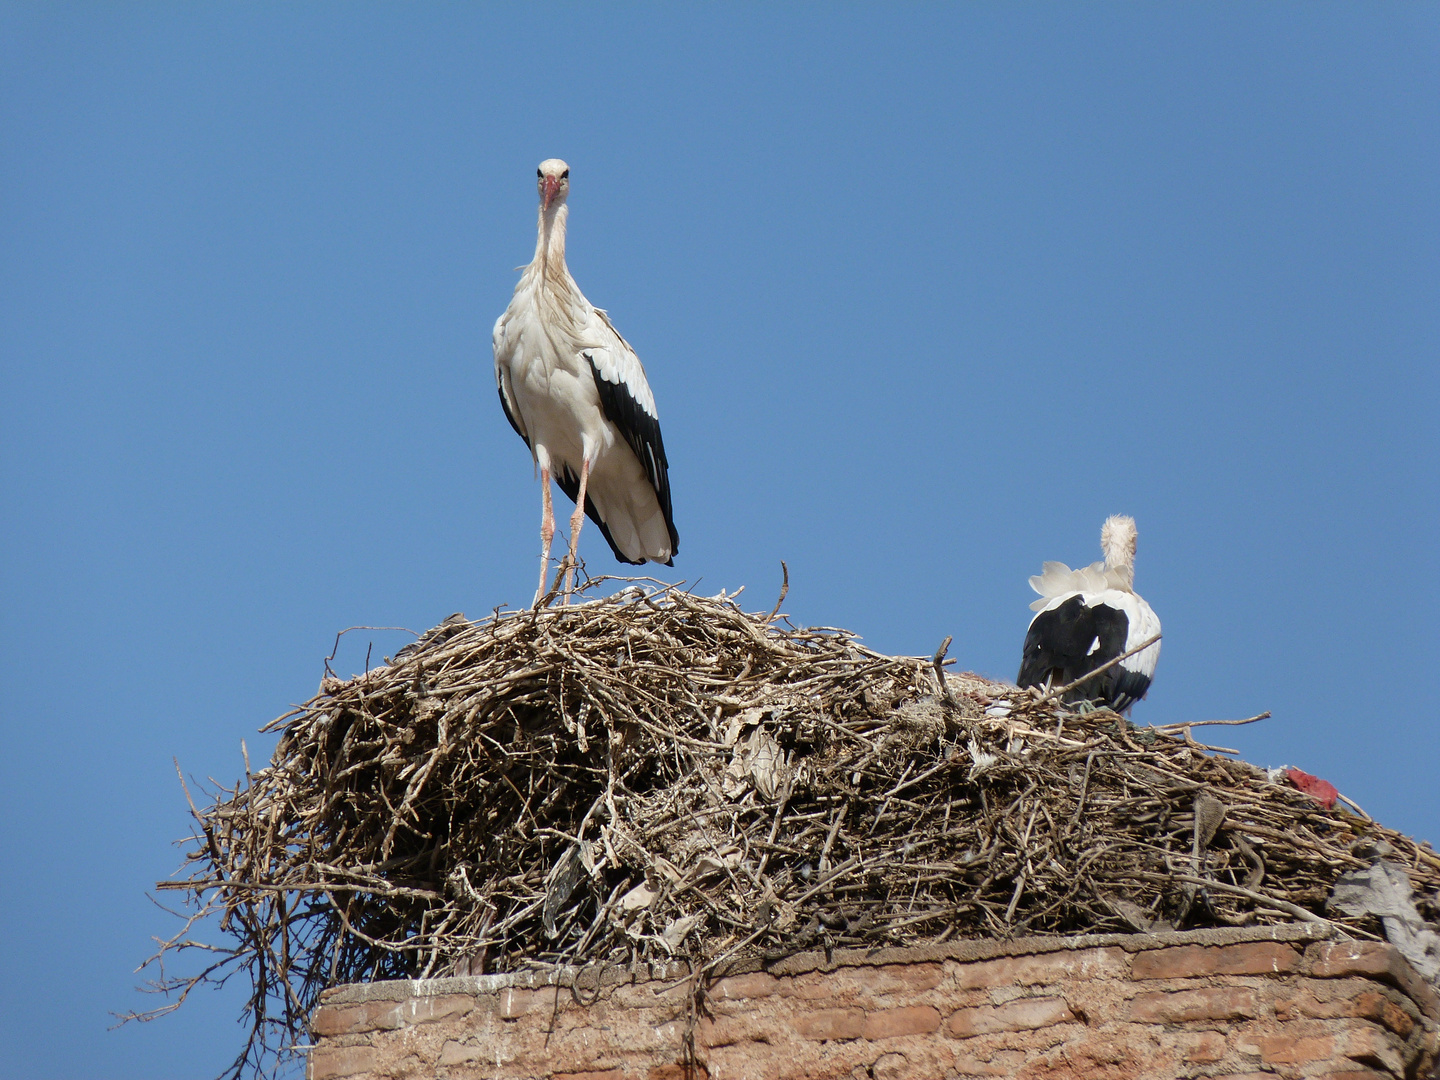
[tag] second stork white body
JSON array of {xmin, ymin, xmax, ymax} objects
[{"xmin": 1017, "ymin": 515, "xmax": 1161, "ymax": 713}]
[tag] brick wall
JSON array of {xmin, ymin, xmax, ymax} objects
[{"xmin": 309, "ymin": 924, "xmax": 1440, "ymax": 1080}]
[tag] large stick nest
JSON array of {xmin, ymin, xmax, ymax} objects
[{"xmin": 137, "ymin": 581, "xmax": 1440, "ymax": 1079}]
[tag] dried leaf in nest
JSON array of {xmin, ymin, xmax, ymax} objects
[
  {"xmin": 724, "ymin": 726, "xmax": 784, "ymax": 801},
  {"xmin": 131, "ymin": 579, "xmax": 1440, "ymax": 1080}
]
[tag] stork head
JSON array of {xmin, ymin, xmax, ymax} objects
[
  {"xmin": 1100, "ymin": 515, "xmax": 1138, "ymax": 584},
  {"xmin": 537, "ymin": 159, "xmax": 570, "ymax": 212}
]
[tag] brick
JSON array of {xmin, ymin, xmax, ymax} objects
[
  {"xmin": 1308, "ymin": 941, "xmax": 1440, "ymax": 1019},
  {"xmin": 1308, "ymin": 941, "xmax": 1405, "ymax": 980},
  {"xmin": 1251, "ymin": 1032, "xmax": 1335, "ymax": 1065},
  {"xmin": 787, "ymin": 963, "xmax": 942, "ymax": 1000},
  {"xmin": 1276, "ymin": 985, "xmax": 1417, "ymax": 1039},
  {"xmin": 862, "ymin": 1006, "xmax": 942, "ymax": 1040},
  {"xmin": 1132, "ymin": 941, "xmax": 1300, "ymax": 979},
  {"xmin": 1176, "ymin": 1030, "xmax": 1227, "ymax": 1063},
  {"xmin": 308, "ymin": 1045, "xmax": 377, "ymax": 1080},
  {"xmin": 647, "ymin": 1068, "xmax": 708, "ymax": 1080},
  {"xmin": 873, "ymin": 961, "xmax": 944, "ymax": 993},
  {"xmin": 951, "ymin": 948, "xmax": 1125, "ymax": 989},
  {"xmin": 499, "ymin": 986, "xmax": 531, "ymax": 1018},
  {"xmin": 1127, "ymin": 986, "xmax": 1258, "ymax": 1023},
  {"xmin": 709, "ymin": 972, "xmax": 780, "ymax": 1001},
  {"xmin": 437, "ymin": 1041, "xmax": 482, "ymax": 1066},
  {"xmin": 1214, "ymin": 940, "xmax": 1302, "ymax": 975},
  {"xmin": 945, "ymin": 995, "xmax": 1074, "ymax": 1037},
  {"xmin": 697, "ymin": 1013, "xmax": 780, "ymax": 1049},
  {"xmin": 495, "ymin": 982, "xmax": 564, "ymax": 1018},
  {"xmin": 1340, "ymin": 1020, "xmax": 1407, "ymax": 1076},
  {"xmin": 1131, "ymin": 944, "xmax": 1212, "ymax": 980},
  {"xmin": 394, "ymin": 992, "xmax": 472, "ymax": 1026},
  {"xmin": 792, "ymin": 1007, "xmax": 866, "ymax": 1041},
  {"xmin": 311, "ymin": 1000, "xmax": 399, "ymax": 1036},
  {"xmin": 610, "ymin": 980, "xmax": 691, "ymax": 1009},
  {"xmin": 1362, "ymin": 992, "xmax": 1418, "ymax": 1039}
]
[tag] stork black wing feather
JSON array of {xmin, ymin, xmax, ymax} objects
[
  {"xmin": 585, "ymin": 352, "xmax": 679, "ymax": 559},
  {"xmin": 497, "ymin": 385, "xmax": 529, "ymax": 448},
  {"xmin": 1106, "ymin": 665, "xmax": 1154, "ymax": 714},
  {"xmin": 1017, "ymin": 596, "xmax": 1133, "ymax": 710}
]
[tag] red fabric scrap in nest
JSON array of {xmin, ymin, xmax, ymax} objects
[{"xmin": 1285, "ymin": 767, "xmax": 1339, "ymax": 809}]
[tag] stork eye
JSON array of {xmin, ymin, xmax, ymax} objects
[
  {"xmin": 537, "ymin": 168, "xmax": 543, "ymax": 178},
  {"xmin": 560, "ymin": 169, "xmax": 569, "ymax": 179}
]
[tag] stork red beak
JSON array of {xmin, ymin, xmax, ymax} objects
[{"xmin": 542, "ymin": 176, "xmax": 560, "ymax": 211}]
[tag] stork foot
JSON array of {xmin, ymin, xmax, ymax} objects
[
  {"xmin": 533, "ymin": 561, "xmax": 568, "ymax": 609},
  {"xmin": 529, "ymin": 558, "xmax": 550, "ymax": 610},
  {"xmin": 559, "ymin": 458, "xmax": 590, "ymax": 606}
]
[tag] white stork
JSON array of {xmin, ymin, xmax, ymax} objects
[
  {"xmin": 493, "ymin": 159, "xmax": 678, "ymax": 604},
  {"xmin": 1017, "ymin": 515, "xmax": 1161, "ymax": 713}
]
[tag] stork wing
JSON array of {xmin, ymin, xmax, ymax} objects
[
  {"xmin": 582, "ymin": 309, "xmax": 678, "ymax": 555},
  {"xmin": 493, "ymin": 313, "xmax": 530, "ymax": 447}
]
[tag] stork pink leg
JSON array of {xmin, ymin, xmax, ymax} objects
[
  {"xmin": 534, "ymin": 465, "xmax": 555, "ymax": 607},
  {"xmin": 561, "ymin": 458, "xmax": 590, "ymax": 600}
]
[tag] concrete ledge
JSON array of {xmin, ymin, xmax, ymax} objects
[{"xmin": 320, "ymin": 922, "xmax": 1337, "ymax": 1005}]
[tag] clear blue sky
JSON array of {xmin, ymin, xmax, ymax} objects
[{"xmin": 2, "ymin": 5, "xmax": 1436, "ymax": 1077}]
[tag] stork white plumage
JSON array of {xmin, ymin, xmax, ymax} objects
[
  {"xmin": 493, "ymin": 159, "xmax": 678, "ymax": 604},
  {"xmin": 1017, "ymin": 515, "xmax": 1161, "ymax": 713}
]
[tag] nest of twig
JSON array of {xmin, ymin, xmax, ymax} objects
[{"xmin": 136, "ymin": 580, "xmax": 1440, "ymax": 1080}]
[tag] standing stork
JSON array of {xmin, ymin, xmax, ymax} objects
[
  {"xmin": 1017, "ymin": 515, "xmax": 1161, "ymax": 713},
  {"xmin": 493, "ymin": 159, "xmax": 679, "ymax": 604}
]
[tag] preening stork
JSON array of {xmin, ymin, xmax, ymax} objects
[
  {"xmin": 1017, "ymin": 515, "xmax": 1161, "ymax": 713},
  {"xmin": 493, "ymin": 159, "xmax": 679, "ymax": 604}
]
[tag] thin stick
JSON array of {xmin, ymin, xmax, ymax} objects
[
  {"xmin": 932, "ymin": 636, "xmax": 955, "ymax": 706},
  {"xmin": 323, "ymin": 625, "xmax": 418, "ymax": 676},
  {"xmin": 1337, "ymin": 794, "xmax": 1372, "ymax": 821},
  {"xmin": 1155, "ymin": 712, "xmax": 1270, "ymax": 731},
  {"xmin": 154, "ymin": 879, "xmax": 444, "ymax": 900},
  {"xmin": 765, "ymin": 561, "xmax": 789, "ymax": 624},
  {"xmin": 1004, "ymin": 870, "xmax": 1027, "ymax": 924}
]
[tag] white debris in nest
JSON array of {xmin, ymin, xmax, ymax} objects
[
  {"xmin": 1330, "ymin": 858, "xmax": 1440, "ymax": 985},
  {"xmin": 660, "ymin": 914, "xmax": 701, "ymax": 953},
  {"xmin": 618, "ymin": 883, "xmax": 655, "ymax": 912},
  {"xmin": 967, "ymin": 738, "xmax": 999, "ymax": 780}
]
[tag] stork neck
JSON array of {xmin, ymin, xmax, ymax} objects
[{"xmin": 535, "ymin": 203, "xmax": 569, "ymax": 277}]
